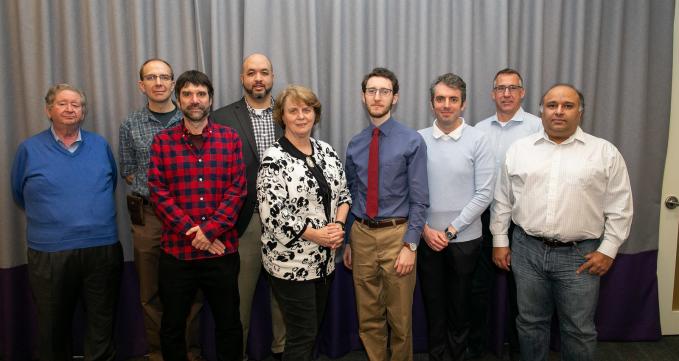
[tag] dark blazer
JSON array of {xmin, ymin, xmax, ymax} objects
[{"xmin": 211, "ymin": 97, "xmax": 283, "ymax": 236}]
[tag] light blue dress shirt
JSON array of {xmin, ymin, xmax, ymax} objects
[{"xmin": 474, "ymin": 107, "xmax": 542, "ymax": 171}]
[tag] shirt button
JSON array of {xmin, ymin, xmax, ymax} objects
[
  {"xmin": 200, "ymin": 197, "xmax": 204, "ymax": 201},
  {"xmin": 198, "ymin": 158, "xmax": 203, "ymax": 163},
  {"xmin": 199, "ymin": 177, "xmax": 203, "ymax": 182},
  {"xmin": 201, "ymin": 216, "xmax": 206, "ymax": 221}
]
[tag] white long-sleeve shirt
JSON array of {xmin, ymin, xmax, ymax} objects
[{"xmin": 490, "ymin": 127, "xmax": 633, "ymax": 258}]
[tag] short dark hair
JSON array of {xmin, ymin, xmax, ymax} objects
[
  {"xmin": 493, "ymin": 68, "xmax": 523, "ymax": 88},
  {"xmin": 273, "ymin": 85, "xmax": 322, "ymax": 129},
  {"xmin": 139, "ymin": 58, "xmax": 174, "ymax": 81},
  {"xmin": 430, "ymin": 73, "xmax": 466, "ymax": 103},
  {"xmin": 174, "ymin": 70, "xmax": 214, "ymax": 100},
  {"xmin": 539, "ymin": 83, "xmax": 585, "ymax": 112},
  {"xmin": 361, "ymin": 67, "xmax": 399, "ymax": 94}
]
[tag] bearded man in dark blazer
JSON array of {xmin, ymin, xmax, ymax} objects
[{"xmin": 211, "ymin": 53, "xmax": 285, "ymax": 361}]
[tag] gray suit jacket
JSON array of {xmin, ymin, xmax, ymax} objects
[{"xmin": 211, "ymin": 97, "xmax": 283, "ymax": 235}]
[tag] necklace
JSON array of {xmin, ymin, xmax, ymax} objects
[{"xmin": 306, "ymin": 156, "xmax": 316, "ymax": 168}]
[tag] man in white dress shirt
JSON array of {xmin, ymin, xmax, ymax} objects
[{"xmin": 490, "ymin": 84, "xmax": 633, "ymax": 361}]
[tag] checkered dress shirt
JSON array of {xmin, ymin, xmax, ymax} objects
[
  {"xmin": 245, "ymin": 98, "xmax": 276, "ymax": 160},
  {"xmin": 119, "ymin": 105, "xmax": 181, "ymax": 197},
  {"xmin": 148, "ymin": 119, "xmax": 246, "ymax": 260}
]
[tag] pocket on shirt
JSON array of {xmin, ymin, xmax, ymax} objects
[{"xmin": 381, "ymin": 160, "xmax": 407, "ymax": 196}]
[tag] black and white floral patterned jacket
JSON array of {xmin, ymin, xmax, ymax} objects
[{"xmin": 257, "ymin": 138, "xmax": 351, "ymax": 281}]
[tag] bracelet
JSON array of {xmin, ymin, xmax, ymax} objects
[{"xmin": 335, "ymin": 220, "xmax": 346, "ymax": 230}]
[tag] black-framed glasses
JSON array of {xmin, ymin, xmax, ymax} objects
[
  {"xmin": 494, "ymin": 85, "xmax": 522, "ymax": 93},
  {"xmin": 143, "ymin": 74, "xmax": 173, "ymax": 82},
  {"xmin": 365, "ymin": 88, "xmax": 393, "ymax": 96}
]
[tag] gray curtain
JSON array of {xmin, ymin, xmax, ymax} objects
[{"xmin": 0, "ymin": 0, "xmax": 673, "ymax": 270}]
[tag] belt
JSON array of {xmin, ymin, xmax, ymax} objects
[
  {"xmin": 355, "ymin": 217, "xmax": 407, "ymax": 229},
  {"xmin": 132, "ymin": 192, "xmax": 151, "ymax": 206},
  {"xmin": 532, "ymin": 235, "xmax": 582, "ymax": 248}
]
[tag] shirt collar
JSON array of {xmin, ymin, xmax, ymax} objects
[
  {"xmin": 432, "ymin": 118, "xmax": 465, "ymax": 140},
  {"xmin": 535, "ymin": 126, "xmax": 586, "ymax": 145},
  {"xmin": 371, "ymin": 117, "xmax": 396, "ymax": 136},
  {"xmin": 50, "ymin": 125, "xmax": 82, "ymax": 147},
  {"xmin": 491, "ymin": 107, "xmax": 528, "ymax": 125},
  {"xmin": 245, "ymin": 96, "xmax": 274, "ymax": 116},
  {"xmin": 181, "ymin": 118, "xmax": 214, "ymax": 138}
]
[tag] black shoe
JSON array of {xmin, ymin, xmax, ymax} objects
[
  {"xmin": 271, "ymin": 352, "xmax": 283, "ymax": 361},
  {"xmin": 464, "ymin": 346, "xmax": 485, "ymax": 360}
]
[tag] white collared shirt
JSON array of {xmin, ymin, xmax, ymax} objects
[
  {"xmin": 490, "ymin": 127, "xmax": 633, "ymax": 258},
  {"xmin": 432, "ymin": 118, "xmax": 466, "ymax": 141}
]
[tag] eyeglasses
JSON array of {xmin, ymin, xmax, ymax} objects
[
  {"xmin": 365, "ymin": 88, "xmax": 393, "ymax": 97},
  {"xmin": 143, "ymin": 74, "xmax": 173, "ymax": 82},
  {"xmin": 494, "ymin": 85, "xmax": 522, "ymax": 93}
]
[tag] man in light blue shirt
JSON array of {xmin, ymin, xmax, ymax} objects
[
  {"xmin": 468, "ymin": 68, "xmax": 542, "ymax": 359},
  {"xmin": 418, "ymin": 73, "xmax": 495, "ymax": 361},
  {"xmin": 343, "ymin": 67, "xmax": 429, "ymax": 361}
]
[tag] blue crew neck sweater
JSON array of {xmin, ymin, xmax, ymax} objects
[{"xmin": 11, "ymin": 128, "xmax": 119, "ymax": 252}]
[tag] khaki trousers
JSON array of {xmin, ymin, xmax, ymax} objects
[
  {"xmin": 131, "ymin": 204, "xmax": 202, "ymax": 361},
  {"xmin": 238, "ymin": 214, "xmax": 286, "ymax": 357},
  {"xmin": 351, "ymin": 221, "xmax": 416, "ymax": 361}
]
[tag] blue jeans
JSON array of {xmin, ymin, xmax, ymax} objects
[{"xmin": 511, "ymin": 227, "xmax": 600, "ymax": 361}]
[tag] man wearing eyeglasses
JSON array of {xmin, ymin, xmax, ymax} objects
[
  {"xmin": 344, "ymin": 67, "xmax": 429, "ymax": 361},
  {"xmin": 119, "ymin": 59, "xmax": 203, "ymax": 361},
  {"xmin": 490, "ymin": 84, "xmax": 632, "ymax": 361},
  {"xmin": 467, "ymin": 68, "xmax": 542, "ymax": 359}
]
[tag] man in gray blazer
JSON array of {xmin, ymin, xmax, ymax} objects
[{"xmin": 211, "ymin": 53, "xmax": 285, "ymax": 361}]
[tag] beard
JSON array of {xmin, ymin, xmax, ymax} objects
[
  {"xmin": 181, "ymin": 105, "xmax": 210, "ymax": 123},
  {"xmin": 244, "ymin": 83, "xmax": 272, "ymax": 100},
  {"xmin": 366, "ymin": 102, "xmax": 392, "ymax": 119}
]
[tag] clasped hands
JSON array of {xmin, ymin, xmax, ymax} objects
[
  {"xmin": 304, "ymin": 222, "xmax": 345, "ymax": 249},
  {"xmin": 187, "ymin": 225, "xmax": 226, "ymax": 255}
]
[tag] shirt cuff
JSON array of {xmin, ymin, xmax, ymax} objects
[
  {"xmin": 404, "ymin": 229, "xmax": 421, "ymax": 246},
  {"xmin": 493, "ymin": 234, "xmax": 509, "ymax": 248},
  {"xmin": 596, "ymin": 239, "xmax": 619, "ymax": 259}
]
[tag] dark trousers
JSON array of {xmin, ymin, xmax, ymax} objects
[
  {"xmin": 27, "ymin": 242, "xmax": 123, "ymax": 361},
  {"xmin": 159, "ymin": 252, "xmax": 242, "ymax": 361},
  {"xmin": 468, "ymin": 210, "xmax": 519, "ymax": 354},
  {"xmin": 418, "ymin": 237, "xmax": 482, "ymax": 361},
  {"xmin": 269, "ymin": 273, "xmax": 334, "ymax": 361}
]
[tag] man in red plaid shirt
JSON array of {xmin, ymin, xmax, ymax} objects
[{"xmin": 148, "ymin": 70, "xmax": 247, "ymax": 361}]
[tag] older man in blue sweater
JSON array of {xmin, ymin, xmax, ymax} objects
[
  {"xmin": 418, "ymin": 73, "xmax": 495, "ymax": 361},
  {"xmin": 11, "ymin": 84, "xmax": 122, "ymax": 361}
]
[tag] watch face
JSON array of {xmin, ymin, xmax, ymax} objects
[
  {"xmin": 446, "ymin": 230, "xmax": 455, "ymax": 241},
  {"xmin": 409, "ymin": 243, "xmax": 417, "ymax": 251}
]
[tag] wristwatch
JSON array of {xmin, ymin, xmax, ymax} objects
[
  {"xmin": 445, "ymin": 227, "xmax": 457, "ymax": 241},
  {"xmin": 404, "ymin": 242, "xmax": 417, "ymax": 252}
]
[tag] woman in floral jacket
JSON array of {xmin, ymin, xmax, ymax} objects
[{"xmin": 257, "ymin": 85, "xmax": 351, "ymax": 361}]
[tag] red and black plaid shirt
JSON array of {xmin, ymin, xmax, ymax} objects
[{"xmin": 148, "ymin": 119, "xmax": 246, "ymax": 260}]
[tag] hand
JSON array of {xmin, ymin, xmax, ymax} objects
[
  {"xmin": 304, "ymin": 224, "xmax": 345, "ymax": 249},
  {"xmin": 576, "ymin": 251, "xmax": 614, "ymax": 276},
  {"xmin": 394, "ymin": 246, "xmax": 416, "ymax": 276},
  {"xmin": 207, "ymin": 239, "xmax": 226, "ymax": 255},
  {"xmin": 187, "ymin": 225, "xmax": 210, "ymax": 251},
  {"xmin": 124, "ymin": 174, "xmax": 134, "ymax": 185},
  {"xmin": 493, "ymin": 247, "xmax": 511, "ymax": 271},
  {"xmin": 343, "ymin": 244, "xmax": 352, "ymax": 270},
  {"xmin": 422, "ymin": 224, "xmax": 448, "ymax": 251}
]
